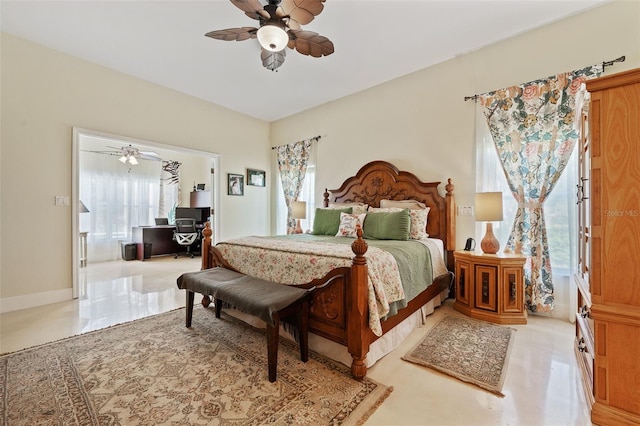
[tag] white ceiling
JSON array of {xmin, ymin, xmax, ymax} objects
[{"xmin": 1, "ymin": 0, "xmax": 608, "ymax": 122}]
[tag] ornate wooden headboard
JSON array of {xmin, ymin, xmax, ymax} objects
[{"xmin": 323, "ymin": 160, "xmax": 456, "ymax": 268}]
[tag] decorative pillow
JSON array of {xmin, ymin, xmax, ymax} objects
[
  {"xmin": 311, "ymin": 207, "xmax": 352, "ymax": 235},
  {"xmin": 370, "ymin": 206, "xmax": 430, "ymax": 239},
  {"xmin": 408, "ymin": 208, "xmax": 430, "ymax": 239},
  {"xmin": 328, "ymin": 202, "xmax": 368, "ymax": 215},
  {"xmin": 362, "ymin": 209, "xmax": 411, "ymax": 240},
  {"xmin": 335, "ymin": 212, "xmax": 367, "ymax": 238},
  {"xmin": 380, "ymin": 199, "xmax": 428, "ymax": 210}
]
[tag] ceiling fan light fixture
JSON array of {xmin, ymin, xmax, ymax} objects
[
  {"xmin": 128, "ymin": 156, "xmax": 139, "ymax": 165},
  {"xmin": 119, "ymin": 155, "xmax": 128, "ymax": 164},
  {"xmin": 257, "ymin": 23, "xmax": 288, "ymax": 52}
]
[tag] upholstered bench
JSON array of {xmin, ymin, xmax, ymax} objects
[{"xmin": 176, "ymin": 267, "xmax": 312, "ymax": 382}]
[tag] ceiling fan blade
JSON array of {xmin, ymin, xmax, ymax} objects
[
  {"xmin": 278, "ymin": 0, "xmax": 325, "ymax": 26},
  {"xmin": 261, "ymin": 48, "xmax": 286, "ymax": 71},
  {"xmin": 205, "ymin": 27, "xmax": 258, "ymax": 42},
  {"xmin": 230, "ymin": 0, "xmax": 264, "ymax": 20},
  {"xmin": 288, "ymin": 29, "xmax": 334, "ymax": 57}
]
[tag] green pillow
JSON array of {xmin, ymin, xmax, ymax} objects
[
  {"xmin": 363, "ymin": 209, "xmax": 411, "ymax": 240},
  {"xmin": 311, "ymin": 208, "xmax": 352, "ymax": 235}
]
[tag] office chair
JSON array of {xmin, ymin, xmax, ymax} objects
[{"xmin": 174, "ymin": 218, "xmax": 198, "ymax": 258}]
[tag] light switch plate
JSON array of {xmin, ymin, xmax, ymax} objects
[{"xmin": 55, "ymin": 195, "xmax": 70, "ymax": 206}]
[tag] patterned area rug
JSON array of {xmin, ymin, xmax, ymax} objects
[
  {"xmin": 402, "ymin": 315, "xmax": 515, "ymax": 396},
  {"xmin": 1, "ymin": 307, "xmax": 392, "ymax": 425}
]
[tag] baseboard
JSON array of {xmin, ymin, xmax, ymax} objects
[
  {"xmin": 0, "ymin": 288, "xmax": 73, "ymax": 313},
  {"xmin": 529, "ymin": 301, "xmax": 572, "ymax": 323}
]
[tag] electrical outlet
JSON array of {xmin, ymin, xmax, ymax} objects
[{"xmin": 55, "ymin": 195, "xmax": 70, "ymax": 206}]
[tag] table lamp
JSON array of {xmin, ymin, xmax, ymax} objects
[
  {"xmin": 291, "ymin": 201, "xmax": 306, "ymax": 234},
  {"xmin": 475, "ymin": 192, "xmax": 503, "ymax": 254}
]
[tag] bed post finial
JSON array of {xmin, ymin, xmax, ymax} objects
[
  {"xmin": 201, "ymin": 222, "xmax": 213, "ymax": 270},
  {"xmin": 323, "ymin": 188, "xmax": 330, "ymax": 208},
  {"xmin": 446, "ymin": 178, "xmax": 454, "ymax": 195},
  {"xmin": 351, "ymin": 225, "xmax": 368, "ymax": 261}
]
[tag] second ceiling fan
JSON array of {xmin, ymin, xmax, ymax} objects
[{"xmin": 205, "ymin": 0, "xmax": 334, "ymax": 71}]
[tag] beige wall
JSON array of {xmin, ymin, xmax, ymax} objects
[
  {"xmin": 269, "ymin": 0, "xmax": 640, "ymax": 317},
  {"xmin": 0, "ymin": 33, "xmax": 271, "ymax": 307}
]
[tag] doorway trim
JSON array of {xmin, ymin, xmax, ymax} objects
[{"xmin": 72, "ymin": 127, "xmax": 220, "ymax": 298}]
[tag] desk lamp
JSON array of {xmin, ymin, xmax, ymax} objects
[
  {"xmin": 291, "ymin": 201, "xmax": 306, "ymax": 234},
  {"xmin": 475, "ymin": 192, "xmax": 503, "ymax": 254}
]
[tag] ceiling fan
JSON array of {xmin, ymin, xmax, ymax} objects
[
  {"xmin": 85, "ymin": 145, "xmax": 161, "ymax": 165},
  {"xmin": 205, "ymin": 0, "xmax": 334, "ymax": 71}
]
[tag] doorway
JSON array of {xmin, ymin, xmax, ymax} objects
[{"xmin": 72, "ymin": 128, "xmax": 219, "ymax": 298}]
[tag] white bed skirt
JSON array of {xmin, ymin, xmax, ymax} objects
[{"xmin": 223, "ymin": 287, "xmax": 450, "ymax": 369}]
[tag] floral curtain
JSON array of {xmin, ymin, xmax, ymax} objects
[
  {"xmin": 159, "ymin": 160, "xmax": 181, "ymax": 223},
  {"xmin": 479, "ymin": 65, "xmax": 601, "ymax": 312},
  {"xmin": 276, "ymin": 137, "xmax": 316, "ymax": 234}
]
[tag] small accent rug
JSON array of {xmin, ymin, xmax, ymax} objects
[
  {"xmin": 402, "ymin": 315, "xmax": 515, "ymax": 396},
  {"xmin": 1, "ymin": 306, "xmax": 392, "ymax": 425}
]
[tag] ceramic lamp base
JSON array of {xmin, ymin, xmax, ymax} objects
[{"xmin": 480, "ymin": 222, "xmax": 500, "ymax": 254}]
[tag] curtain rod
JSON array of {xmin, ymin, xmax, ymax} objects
[
  {"xmin": 271, "ymin": 135, "xmax": 322, "ymax": 150},
  {"xmin": 463, "ymin": 55, "xmax": 626, "ymax": 102}
]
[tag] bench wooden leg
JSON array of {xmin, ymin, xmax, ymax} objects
[
  {"xmin": 214, "ymin": 298, "xmax": 222, "ymax": 318},
  {"xmin": 186, "ymin": 291, "xmax": 194, "ymax": 327},
  {"xmin": 267, "ymin": 315, "xmax": 280, "ymax": 383},
  {"xmin": 298, "ymin": 300, "xmax": 309, "ymax": 363}
]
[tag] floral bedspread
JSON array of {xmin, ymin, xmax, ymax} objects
[{"xmin": 215, "ymin": 236, "xmax": 405, "ymax": 336}]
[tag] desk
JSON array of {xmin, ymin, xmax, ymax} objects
[
  {"xmin": 132, "ymin": 226, "xmax": 181, "ymax": 260},
  {"xmin": 132, "ymin": 225, "xmax": 203, "ymax": 260}
]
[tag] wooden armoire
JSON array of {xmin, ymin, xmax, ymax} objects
[{"xmin": 575, "ymin": 67, "xmax": 640, "ymax": 425}]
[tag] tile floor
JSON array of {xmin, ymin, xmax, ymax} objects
[{"xmin": 0, "ymin": 257, "xmax": 592, "ymax": 425}]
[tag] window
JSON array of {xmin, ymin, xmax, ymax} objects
[
  {"xmin": 80, "ymin": 150, "xmax": 161, "ymax": 261},
  {"xmin": 475, "ymin": 111, "xmax": 577, "ymax": 279}
]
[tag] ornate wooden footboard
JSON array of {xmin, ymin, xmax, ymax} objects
[{"xmin": 200, "ymin": 160, "xmax": 455, "ymax": 380}]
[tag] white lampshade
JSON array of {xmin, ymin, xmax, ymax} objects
[
  {"xmin": 119, "ymin": 155, "xmax": 128, "ymax": 163},
  {"xmin": 128, "ymin": 156, "xmax": 138, "ymax": 165},
  {"xmin": 257, "ymin": 24, "xmax": 289, "ymax": 52},
  {"xmin": 475, "ymin": 192, "xmax": 503, "ymax": 222},
  {"xmin": 292, "ymin": 201, "xmax": 307, "ymax": 220}
]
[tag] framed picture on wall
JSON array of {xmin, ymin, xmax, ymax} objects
[
  {"xmin": 228, "ymin": 173, "xmax": 244, "ymax": 196},
  {"xmin": 247, "ymin": 169, "xmax": 266, "ymax": 187}
]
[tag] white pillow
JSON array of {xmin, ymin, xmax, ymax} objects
[
  {"xmin": 329, "ymin": 202, "xmax": 368, "ymax": 215},
  {"xmin": 380, "ymin": 199, "xmax": 428, "ymax": 210},
  {"xmin": 369, "ymin": 206, "xmax": 430, "ymax": 239},
  {"xmin": 335, "ymin": 212, "xmax": 367, "ymax": 238}
]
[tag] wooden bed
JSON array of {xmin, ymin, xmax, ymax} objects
[{"xmin": 200, "ymin": 160, "xmax": 456, "ymax": 380}]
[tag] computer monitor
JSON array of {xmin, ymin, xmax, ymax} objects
[
  {"xmin": 155, "ymin": 217, "xmax": 169, "ymax": 225},
  {"xmin": 175, "ymin": 207, "xmax": 209, "ymax": 224}
]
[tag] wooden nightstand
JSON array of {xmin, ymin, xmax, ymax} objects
[{"xmin": 453, "ymin": 250, "xmax": 527, "ymax": 324}]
